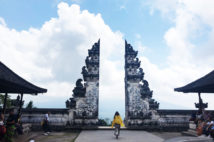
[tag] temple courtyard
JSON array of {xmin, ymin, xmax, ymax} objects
[{"xmin": 14, "ymin": 130, "xmax": 213, "ymax": 142}]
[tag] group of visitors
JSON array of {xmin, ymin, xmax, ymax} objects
[
  {"xmin": 0, "ymin": 109, "xmax": 23, "ymax": 142},
  {"xmin": 0, "ymin": 109, "xmax": 51, "ymax": 141},
  {"xmin": 191, "ymin": 110, "xmax": 214, "ymax": 138}
]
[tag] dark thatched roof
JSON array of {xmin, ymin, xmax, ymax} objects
[
  {"xmin": 0, "ymin": 61, "xmax": 47, "ymax": 94},
  {"xmin": 174, "ymin": 70, "xmax": 214, "ymax": 93}
]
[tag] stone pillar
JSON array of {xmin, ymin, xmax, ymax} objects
[
  {"xmin": 124, "ymin": 40, "xmax": 159, "ymax": 128},
  {"xmin": 66, "ymin": 39, "xmax": 100, "ymax": 128}
]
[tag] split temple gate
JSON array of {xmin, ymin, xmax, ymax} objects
[
  {"xmin": 64, "ymin": 39, "xmax": 189, "ymax": 130},
  {"xmin": 2, "ymin": 39, "xmax": 212, "ymax": 131}
]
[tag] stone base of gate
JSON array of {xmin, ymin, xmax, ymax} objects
[
  {"xmin": 126, "ymin": 116, "xmax": 189, "ymax": 131},
  {"xmin": 68, "ymin": 119, "xmax": 99, "ymax": 129}
]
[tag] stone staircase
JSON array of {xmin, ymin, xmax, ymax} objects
[
  {"xmin": 182, "ymin": 121, "xmax": 198, "ymax": 136},
  {"xmin": 179, "ymin": 121, "xmax": 213, "ymax": 142}
]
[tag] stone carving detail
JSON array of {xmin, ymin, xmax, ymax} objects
[
  {"xmin": 125, "ymin": 40, "xmax": 159, "ymax": 122},
  {"xmin": 73, "ymin": 79, "xmax": 86, "ymax": 98},
  {"xmin": 66, "ymin": 98, "xmax": 76, "ymax": 109},
  {"xmin": 66, "ymin": 39, "xmax": 100, "ymax": 124}
]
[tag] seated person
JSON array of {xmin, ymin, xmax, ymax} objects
[
  {"xmin": 196, "ymin": 119, "xmax": 204, "ymax": 136},
  {"xmin": 204, "ymin": 117, "xmax": 214, "ymax": 136},
  {"xmin": 210, "ymin": 125, "xmax": 214, "ymax": 138},
  {"xmin": 0, "ymin": 113, "xmax": 6, "ymax": 140},
  {"xmin": 0, "ymin": 113, "xmax": 4, "ymax": 126},
  {"xmin": 202, "ymin": 117, "xmax": 213, "ymax": 136}
]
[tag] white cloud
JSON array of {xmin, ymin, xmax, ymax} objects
[
  {"xmin": 0, "ymin": 2, "xmax": 124, "ymax": 115},
  {"xmin": 0, "ymin": 17, "xmax": 6, "ymax": 27},
  {"xmin": 1, "ymin": 0, "xmax": 214, "ymax": 120},
  {"xmin": 120, "ymin": 5, "xmax": 126, "ymax": 10},
  {"xmin": 140, "ymin": 0, "xmax": 214, "ymax": 109}
]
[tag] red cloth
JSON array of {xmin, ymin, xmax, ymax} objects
[{"xmin": 0, "ymin": 125, "xmax": 6, "ymax": 138}]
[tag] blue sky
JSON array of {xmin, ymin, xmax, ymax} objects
[
  {"xmin": 0, "ymin": 0, "xmax": 170, "ymax": 64},
  {"xmin": 1, "ymin": 0, "xmax": 214, "ymax": 119}
]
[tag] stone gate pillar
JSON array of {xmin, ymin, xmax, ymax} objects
[
  {"xmin": 66, "ymin": 39, "xmax": 100, "ymax": 128},
  {"xmin": 124, "ymin": 40, "xmax": 159, "ymax": 128}
]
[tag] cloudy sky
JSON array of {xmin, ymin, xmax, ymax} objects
[{"xmin": 0, "ymin": 0, "xmax": 214, "ymax": 119}]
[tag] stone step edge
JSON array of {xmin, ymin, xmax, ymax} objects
[{"xmin": 182, "ymin": 130, "xmax": 198, "ymax": 137}]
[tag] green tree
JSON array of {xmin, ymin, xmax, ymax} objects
[
  {"xmin": 25, "ymin": 101, "xmax": 35, "ymax": 109},
  {"xmin": 0, "ymin": 93, "xmax": 11, "ymax": 108},
  {"xmin": 98, "ymin": 119, "xmax": 108, "ymax": 126}
]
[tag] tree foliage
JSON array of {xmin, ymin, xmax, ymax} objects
[
  {"xmin": 25, "ymin": 101, "xmax": 34, "ymax": 109},
  {"xmin": 98, "ymin": 118, "xmax": 111, "ymax": 126},
  {"xmin": 0, "ymin": 93, "xmax": 11, "ymax": 108},
  {"xmin": 98, "ymin": 119, "xmax": 108, "ymax": 126}
]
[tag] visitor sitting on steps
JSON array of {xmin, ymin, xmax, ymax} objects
[{"xmin": 111, "ymin": 111, "xmax": 124, "ymax": 138}]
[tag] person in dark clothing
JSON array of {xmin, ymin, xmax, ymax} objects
[
  {"xmin": 15, "ymin": 116, "xmax": 23, "ymax": 135},
  {"xmin": 43, "ymin": 112, "xmax": 51, "ymax": 135},
  {"xmin": 5, "ymin": 109, "xmax": 16, "ymax": 142}
]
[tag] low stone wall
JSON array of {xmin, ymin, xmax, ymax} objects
[
  {"xmin": 20, "ymin": 108, "xmax": 98, "ymax": 130},
  {"xmin": 21, "ymin": 108, "xmax": 70, "ymax": 131},
  {"xmin": 127, "ymin": 109, "xmax": 214, "ymax": 131},
  {"xmin": 2, "ymin": 108, "xmax": 214, "ymax": 131}
]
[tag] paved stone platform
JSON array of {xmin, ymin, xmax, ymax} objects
[
  {"xmin": 75, "ymin": 130, "xmax": 214, "ymax": 142},
  {"xmin": 75, "ymin": 130, "xmax": 164, "ymax": 142},
  {"xmin": 12, "ymin": 130, "xmax": 213, "ymax": 142},
  {"xmin": 14, "ymin": 131, "xmax": 79, "ymax": 142},
  {"xmin": 165, "ymin": 136, "xmax": 213, "ymax": 142}
]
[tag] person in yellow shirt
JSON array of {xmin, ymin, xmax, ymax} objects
[{"xmin": 111, "ymin": 111, "xmax": 124, "ymax": 137}]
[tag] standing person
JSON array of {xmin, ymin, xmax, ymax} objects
[
  {"xmin": 43, "ymin": 112, "xmax": 51, "ymax": 135},
  {"xmin": 15, "ymin": 116, "xmax": 23, "ymax": 135},
  {"xmin": 111, "ymin": 111, "xmax": 124, "ymax": 138}
]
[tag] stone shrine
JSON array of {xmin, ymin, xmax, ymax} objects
[{"xmin": 66, "ymin": 39, "xmax": 100, "ymax": 127}]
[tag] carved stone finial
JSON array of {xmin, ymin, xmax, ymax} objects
[
  {"xmin": 81, "ymin": 66, "xmax": 88, "ymax": 75},
  {"xmin": 76, "ymin": 79, "xmax": 84, "ymax": 88},
  {"xmin": 140, "ymin": 80, "xmax": 153, "ymax": 99},
  {"xmin": 73, "ymin": 78, "xmax": 86, "ymax": 97}
]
